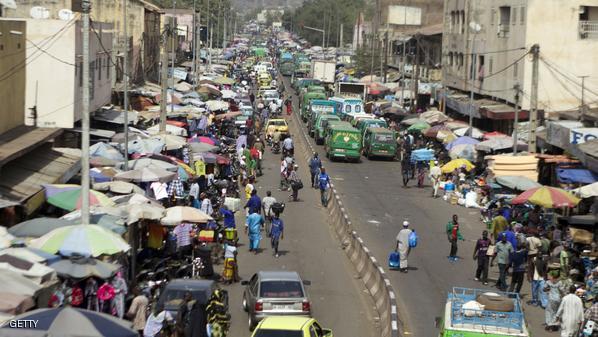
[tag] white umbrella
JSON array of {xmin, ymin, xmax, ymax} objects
[
  {"xmin": 454, "ymin": 127, "xmax": 484, "ymax": 139},
  {"xmin": 0, "ymin": 226, "xmax": 15, "ymax": 249},
  {"xmin": 128, "ymin": 204, "xmax": 165, "ymax": 223},
  {"xmin": 127, "ymin": 138, "xmax": 165, "ymax": 155},
  {"xmin": 449, "ymin": 144, "xmax": 477, "ymax": 161},
  {"xmin": 119, "ymin": 158, "xmax": 177, "ymax": 171},
  {"xmin": 475, "ymin": 136, "xmax": 527, "ymax": 152},
  {"xmin": 150, "ymin": 134, "xmax": 187, "ymax": 150},
  {"xmin": 161, "ymin": 206, "xmax": 213, "ymax": 226},
  {"xmin": 111, "ymin": 193, "xmax": 163, "ymax": 207},
  {"xmin": 114, "ymin": 167, "xmax": 176, "ymax": 183},
  {"xmin": 147, "ymin": 124, "xmax": 188, "ymax": 137},
  {"xmin": 93, "ymin": 181, "xmax": 145, "ymax": 195},
  {"xmin": 189, "ymin": 142, "xmax": 219, "ymax": 153},
  {"xmin": 572, "ymin": 182, "xmax": 598, "ymax": 198}
]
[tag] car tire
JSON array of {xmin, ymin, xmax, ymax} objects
[
  {"xmin": 248, "ymin": 315, "xmax": 256, "ymax": 331},
  {"xmin": 242, "ymin": 296, "xmax": 248, "ymax": 312}
]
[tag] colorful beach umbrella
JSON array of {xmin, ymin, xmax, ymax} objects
[
  {"xmin": 511, "ymin": 186, "xmax": 581, "ymax": 208},
  {"xmin": 42, "ymin": 185, "xmax": 115, "ymax": 211},
  {"xmin": 29, "ymin": 224, "xmax": 130, "ymax": 257},
  {"xmin": 441, "ymin": 158, "xmax": 475, "ymax": 173}
]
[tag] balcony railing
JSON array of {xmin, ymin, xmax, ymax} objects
[{"xmin": 579, "ymin": 20, "xmax": 598, "ymax": 39}]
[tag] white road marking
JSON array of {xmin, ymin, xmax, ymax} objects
[{"xmin": 367, "ymin": 220, "xmax": 381, "ymax": 224}]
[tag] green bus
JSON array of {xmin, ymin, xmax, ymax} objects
[
  {"xmin": 324, "ymin": 122, "xmax": 362, "ymax": 162},
  {"xmin": 314, "ymin": 114, "xmax": 341, "ymax": 145},
  {"xmin": 307, "ymin": 99, "xmax": 337, "ymax": 137},
  {"xmin": 300, "ymin": 91, "xmax": 327, "ymax": 122},
  {"xmin": 362, "ymin": 127, "xmax": 397, "ymax": 159}
]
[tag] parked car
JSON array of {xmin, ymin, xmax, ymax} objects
[
  {"xmin": 251, "ymin": 316, "xmax": 333, "ymax": 337},
  {"xmin": 157, "ymin": 279, "xmax": 227, "ymax": 321},
  {"xmin": 242, "ymin": 271, "xmax": 311, "ymax": 330}
]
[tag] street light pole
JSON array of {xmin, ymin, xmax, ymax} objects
[
  {"xmin": 468, "ymin": 22, "xmax": 481, "ymax": 130},
  {"xmin": 122, "ymin": 0, "xmax": 129, "ymax": 170},
  {"xmin": 513, "ymin": 84, "xmax": 520, "ymax": 155},
  {"xmin": 81, "ymin": 0, "xmax": 91, "ymax": 225},
  {"xmin": 303, "ymin": 26, "xmax": 325, "ymax": 47}
]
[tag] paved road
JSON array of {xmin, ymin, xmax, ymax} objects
[
  {"xmin": 281, "ymin": 75, "xmax": 551, "ymax": 337},
  {"xmin": 223, "ymin": 112, "xmax": 376, "ymax": 336}
]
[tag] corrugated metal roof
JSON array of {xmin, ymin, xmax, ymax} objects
[{"xmin": 0, "ymin": 148, "xmax": 80, "ymax": 212}]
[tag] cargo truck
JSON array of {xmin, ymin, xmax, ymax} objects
[{"xmin": 311, "ymin": 60, "xmax": 336, "ymax": 83}]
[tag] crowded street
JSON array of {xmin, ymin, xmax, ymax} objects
[{"xmin": 1, "ymin": 2, "xmax": 598, "ymax": 337}]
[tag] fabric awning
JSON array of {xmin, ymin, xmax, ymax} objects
[{"xmin": 557, "ymin": 168, "xmax": 598, "ymax": 184}]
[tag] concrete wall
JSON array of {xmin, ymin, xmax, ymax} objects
[
  {"xmin": 382, "ymin": 0, "xmax": 444, "ymax": 39},
  {"xmin": 19, "ymin": 19, "xmax": 112, "ymax": 128},
  {"xmin": 0, "ymin": 20, "xmax": 26, "ymax": 134},
  {"xmin": 442, "ymin": 0, "xmax": 598, "ymax": 114}
]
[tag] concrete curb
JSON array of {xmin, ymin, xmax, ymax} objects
[{"xmin": 290, "ymin": 107, "xmax": 401, "ymax": 337}]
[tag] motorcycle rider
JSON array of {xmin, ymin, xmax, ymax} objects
[{"xmin": 282, "ymin": 135, "xmax": 294, "ymax": 158}]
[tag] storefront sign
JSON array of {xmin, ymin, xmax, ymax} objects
[{"xmin": 570, "ymin": 128, "xmax": 598, "ymax": 145}]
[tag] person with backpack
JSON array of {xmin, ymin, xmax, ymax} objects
[
  {"xmin": 318, "ymin": 167, "xmax": 331, "ymax": 207},
  {"xmin": 395, "ymin": 221, "xmax": 413, "ymax": 273}
]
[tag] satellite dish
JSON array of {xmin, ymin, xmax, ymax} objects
[
  {"xmin": 30, "ymin": 6, "xmax": 50, "ymax": 19},
  {"xmin": 469, "ymin": 22, "xmax": 482, "ymax": 32},
  {"xmin": 58, "ymin": 9, "xmax": 74, "ymax": 21}
]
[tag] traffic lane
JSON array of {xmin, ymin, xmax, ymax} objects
[
  {"xmin": 225, "ymin": 124, "xmax": 375, "ymax": 337},
  {"xmin": 281, "ymin": 76, "xmax": 550, "ymax": 336}
]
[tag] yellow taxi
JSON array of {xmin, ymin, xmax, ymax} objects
[
  {"xmin": 258, "ymin": 72, "xmax": 272, "ymax": 88},
  {"xmin": 264, "ymin": 118, "xmax": 289, "ymax": 137},
  {"xmin": 251, "ymin": 316, "xmax": 333, "ymax": 337}
]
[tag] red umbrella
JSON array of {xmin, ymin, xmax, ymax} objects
[
  {"xmin": 483, "ymin": 131, "xmax": 507, "ymax": 140},
  {"xmin": 188, "ymin": 136, "xmax": 217, "ymax": 145}
]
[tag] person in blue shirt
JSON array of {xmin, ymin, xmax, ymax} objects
[
  {"xmin": 188, "ymin": 195, "xmax": 200, "ymax": 209},
  {"xmin": 309, "ymin": 153, "xmax": 322, "ymax": 188},
  {"xmin": 245, "ymin": 210, "xmax": 264, "ymax": 254},
  {"xmin": 269, "ymin": 214, "xmax": 284, "ymax": 258},
  {"xmin": 244, "ymin": 189, "xmax": 262, "ymax": 215},
  {"xmin": 318, "ymin": 167, "xmax": 331, "ymax": 207},
  {"xmin": 220, "ymin": 205, "xmax": 236, "ymax": 229},
  {"xmin": 500, "ymin": 226, "xmax": 517, "ymax": 251}
]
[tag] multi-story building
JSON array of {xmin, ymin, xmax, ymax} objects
[
  {"xmin": 442, "ymin": 0, "xmax": 598, "ymax": 132},
  {"xmin": 0, "ymin": 19, "xmax": 80, "ymax": 222},
  {"xmin": 1, "ymin": 0, "xmax": 163, "ymax": 85}
]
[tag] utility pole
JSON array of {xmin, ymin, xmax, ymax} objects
[
  {"xmin": 468, "ymin": 22, "xmax": 481, "ymax": 129},
  {"xmin": 339, "ymin": 23, "xmax": 343, "ymax": 48},
  {"xmin": 513, "ymin": 84, "xmax": 521, "ymax": 155},
  {"xmin": 383, "ymin": 30, "xmax": 388, "ymax": 83},
  {"xmin": 122, "ymin": 0, "xmax": 129, "ymax": 170},
  {"xmin": 81, "ymin": 0, "xmax": 91, "ymax": 225},
  {"xmin": 192, "ymin": 0, "xmax": 197, "ymax": 89},
  {"xmin": 528, "ymin": 44, "xmax": 540, "ymax": 153},
  {"xmin": 170, "ymin": 0, "xmax": 176, "ymax": 116},
  {"xmin": 580, "ymin": 75, "xmax": 589, "ymax": 118},
  {"xmin": 160, "ymin": 20, "xmax": 170, "ymax": 133},
  {"xmin": 412, "ymin": 35, "xmax": 420, "ymax": 113}
]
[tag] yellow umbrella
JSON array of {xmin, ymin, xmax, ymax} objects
[{"xmin": 441, "ymin": 158, "xmax": 475, "ymax": 173}]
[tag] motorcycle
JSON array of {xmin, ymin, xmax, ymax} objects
[{"xmin": 272, "ymin": 142, "xmax": 281, "ymax": 154}]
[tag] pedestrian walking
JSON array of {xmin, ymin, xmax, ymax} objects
[
  {"xmin": 446, "ymin": 214, "xmax": 463, "ymax": 261},
  {"xmin": 395, "ymin": 221, "xmax": 413, "ymax": 273},
  {"xmin": 491, "ymin": 234, "xmax": 514, "ymax": 291},
  {"xmin": 473, "ymin": 230, "xmax": 491, "ymax": 285},
  {"xmin": 245, "ymin": 209, "xmax": 264, "ymax": 254},
  {"xmin": 544, "ymin": 271, "xmax": 564, "ymax": 331},
  {"xmin": 288, "ymin": 165, "xmax": 301, "ymax": 201},
  {"xmin": 245, "ymin": 189, "xmax": 262, "ymax": 215},
  {"xmin": 270, "ymin": 214, "xmax": 284, "ymax": 258},
  {"xmin": 509, "ymin": 242, "xmax": 528, "ymax": 293},
  {"xmin": 199, "ymin": 192, "xmax": 213, "ymax": 217},
  {"xmin": 529, "ymin": 254, "xmax": 548, "ymax": 307},
  {"xmin": 127, "ymin": 287, "xmax": 149, "ymax": 336},
  {"xmin": 401, "ymin": 157, "xmax": 410, "ymax": 187},
  {"xmin": 556, "ymin": 285, "xmax": 584, "ymax": 337},
  {"xmin": 309, "ymin": 153, "xmax": 322, "ymax": 188},
  {"xmin": 429, "ymin": 161, "xmax": 442, "ymax": 198},
  {"xmin": 318, "ymin": 167, "xmax": 331, "ymax": 207},
  {"xmin": 262, "ymin": 191, "xmax": 277, "ymax": 234}
]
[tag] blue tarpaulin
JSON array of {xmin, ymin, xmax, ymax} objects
[
  {"xmin": 410, "ymin": 148, "xmax": 436, "ymax": 162},
  {"xmin": 557, "ymin": 168, "xmax": 598, "ymax": 184}
]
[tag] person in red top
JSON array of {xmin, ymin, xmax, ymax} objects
[{"xmin": 285, "ymin": 98, "xmax": 292, "ymax": 115}]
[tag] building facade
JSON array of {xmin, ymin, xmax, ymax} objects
[
  {"xmin": 1, "ymin": 0, "xmax": 163, "ymax": 85},
  {"xmin": 0, "ymin": 19, "xmax": 25, "ymax": 135},
  {"xmin": 443, "ymin": 0, "xmax": 598, "ymax": 122}
]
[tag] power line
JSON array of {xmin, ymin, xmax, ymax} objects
[
  {"xmin": 483, "ymin": 51, "xmax": 530, "ymax": 80},
  {"xmin": 540, "ymin": 57, "xmax": 598, "ymax": 99},
  {"xmin": 26, "ymin": 38, "xmax": 76, "ymax": 67},
  {"xmin": 465, "ymin": 47, "xmax": 526, "ymax": 56}
]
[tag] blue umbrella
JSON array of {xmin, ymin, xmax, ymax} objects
[
  {"xmin": 445, "ymin": 136, "xmax": 480, "ymax": 151},
  {"xmin": 0, "ymin": 307, "xmax": 137, "ymax": 337}
]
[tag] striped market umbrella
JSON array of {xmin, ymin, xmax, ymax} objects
[
  {"xmin": 29, "ymin": 224, "xmax": 130, "ymax": 257},
  {"xmin": 42, "ymin": 185, "xmax": 115, "ymax": 212},
  {"xmin": 0, "ymin": 307, "xmax": 137, "ymax": 337},
  {"xmin": 511, "ymin": 186, "xmax": 581, "ymax": 208}
]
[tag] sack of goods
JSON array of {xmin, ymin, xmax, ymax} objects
[
  {"xmin": 271, "ymin": 202, "xmax": 285, "ymax": 215},
  {"xmin": 224, "ymin": 197, "xmax": 241, "ymax": 212},
  {"xmin": 388, "ymin": 251, "xmax": 400, "ymax": 269},
  {"xmin": 292, "ymin": 180, "xmax": 304, "ymax": 190}
]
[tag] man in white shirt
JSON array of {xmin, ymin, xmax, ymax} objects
[
  {"xmin": 150, "ymin": 182, "xmax": 169, "ymax": 203},
  {"xmin": 189, "ymin": 179, "xmax": 200, "ymax": 200},
  {"xmin": 200, "ymin": 192, "xmax": 213, "ymax": 216},
  {"xmin": 429, "ymin": 161, "xmax": 442, "ymax": 198}
]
